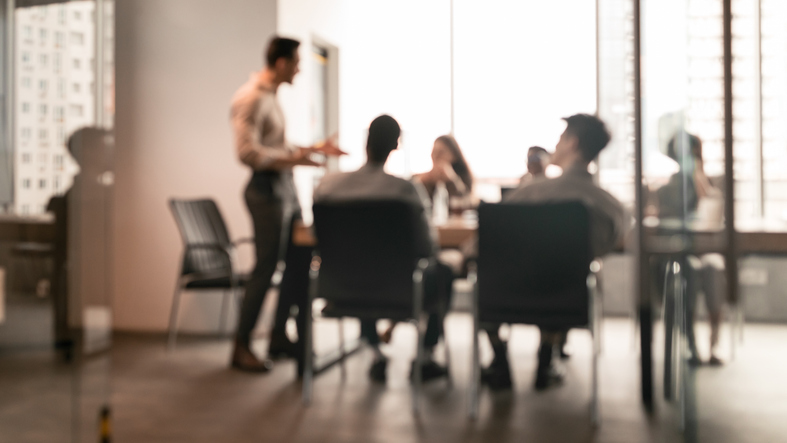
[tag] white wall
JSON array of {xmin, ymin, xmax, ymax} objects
[
  {"xmin": 113, "ymin": 0, "xmax": 277, "ymax": 331},
  {"xmin": 279, "ymin": 0, "xmax": 597, "ymax": 190},
  {"xmin": 452, "ymin": 0, "xmax": 597, "ymax": 179}
]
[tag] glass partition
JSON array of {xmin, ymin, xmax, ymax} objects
[
  {"xmin": 0, "ymin": 1, "xmax": 114, "ymax": 441},
  {"xmin": 599, "ymin": 0, "xmax": 787, "ymax": 440}
]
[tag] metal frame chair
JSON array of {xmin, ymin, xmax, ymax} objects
[
  {"xmin": 466, "ymin": 202, "xmax": 602, "ymax": 425},
  {"xmin": 302, "ymin": 200, "xmax": 445, "ymax": 414},
  {"xmin": 167, "ymin": 199, "xmax": 252, "ymax": 348}
]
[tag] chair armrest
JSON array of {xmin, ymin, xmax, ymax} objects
[
  {"xmin": 183, "ymin": 243, "xmax": 236, "ymax": 275},
  {"xmin": 185, "ymin": 243, "xmax": 231, "ymax": 256},
  {"xmin": 232, "ymin": 237, "xmax": 255, "ymax": 246}
]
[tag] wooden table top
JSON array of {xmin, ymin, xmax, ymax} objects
[
  {"xmin": 294, "ymin": 217, "xmax": 787, "ymax": 255},
  {"xmin": 0, "ymin": 213, "xmax": 56, "ymax": 242}
]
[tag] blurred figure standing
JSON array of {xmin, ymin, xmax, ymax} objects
[
  {"xmin": 229, "ymin": 36, "xmax": 344, "ymax": 373},
  {"xmin": 653, "ymin": 132, "xmax": 725, "ymax": 366}
]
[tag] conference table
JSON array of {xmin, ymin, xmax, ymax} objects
[
  {"xmin": 293, "ymin": 216, "xmax": 478, "ymax": 249},
  {"xmin": 0, "ymin": 213, "xmax": 57, "ymax": 243},
  {"xmin": 294, "ymin": 216, "xmax": 787, "ymax": 254}
]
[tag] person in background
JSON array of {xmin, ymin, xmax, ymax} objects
[
  {"xmin": 414, "ymin": 135, "xmax": 474, "ymax": 205},
  {"xmin": 229, "ymin": 36, "xmax": 345, "ymax": 373},
  {"xmin": 653, "ymin": 132, "xmax": 725, "ymax": 366},
  {"xmin": 519, "ymin": 146, "xmax": 550, "ymax": 186},
  {"xmin": 478, "ymin": 114, "xmax": 627, "ymax": 391},
  {"xmin": 47, "ymin": 127, "xmax": 111, "ymax": 356},
  {"xmin": 314, "ymin": 115, "xmax": 454, "ymax": 384}
]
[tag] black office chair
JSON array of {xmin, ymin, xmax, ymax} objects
[
  {"xmin": 467, "ymin": 202, "xmax": 602, "ymax": 424},
  {"xmin": 167, "ymin": 199, "xmax": 253, "ymax": 348},
  {"xmin": 302, "ymin": 200, "xmax": 441, "ymax": 413}
]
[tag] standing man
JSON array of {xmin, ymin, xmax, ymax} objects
[{"xmin": 230, "ymin": 36, "xmax": 344, "ymax": 372}]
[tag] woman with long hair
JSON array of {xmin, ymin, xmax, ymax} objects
[{"xmin": 414, "ymin": 134, "xmax": 474, "ymax": 200}]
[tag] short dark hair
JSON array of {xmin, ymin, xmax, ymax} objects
[
  {"xmin": 265, "ymin": 37, "xmax": 300, "ymax": 67},
  {"xmin": 527, "ymin": 146, "xmax": 548, "ymax": 156},
  {"xmin": 562, "ymin": 114, "xmax": 611, "ymax": 162},
  {"xmin": 367, "ymin": 115, "xmax": 401, "ymax": 163},
  {"xmin": 667, "ymin": 132, "xmax": 702, "ymax": 162}
]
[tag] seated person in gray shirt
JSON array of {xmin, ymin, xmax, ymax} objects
[
  {"xmin": 477, "ymin": 114, "xmax": 627, "ymax": 391},
  {"xmin": 314, "ymin": 115, "xmax": 454, "ymax": 383}
]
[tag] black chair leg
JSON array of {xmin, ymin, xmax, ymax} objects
[
  {"xmin": 219, "ymin": 290, "xmax": 231, "ymax": 336},
  {"xmin": 302, "ymin": 256, "xmax": 319, "ymax": 406},
  {"xmin": 168, "ymin": 283, "xmax": 184, "ymax": 349},
  {"xmin": 467, "ymin": 264, "xmax": 480, "ymax": 419},
  {"xmin": 338, "ymin": 317, "xmax": 347, "ymax": 381}
]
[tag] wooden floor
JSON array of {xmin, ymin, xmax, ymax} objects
[
  {"xmin": 109, "ymin": 317, "xmax": 786, "ymax": 443},
  {"xmin": 3, "ymin": 316, "xmax": 787, "ymax": 442}
]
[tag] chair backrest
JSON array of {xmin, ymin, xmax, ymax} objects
[
  {"xmin": 312, "ymin": 200, "xmax": 425, "ymax": 313},
  {"xmin": 169, "ymin": 199, "xmax": 232, "ymax": 277},
  {"xmin": 477, "ymin": 202, "xmax": 592, "ymax": 329}
]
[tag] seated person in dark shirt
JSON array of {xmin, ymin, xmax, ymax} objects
[
  {"xmin": 477, "ymin": 114, "xmax": 627, "ymax": 391},
  {"xmin": 314, "ymin": 115, "xmax": 454, "ymax": 383}
]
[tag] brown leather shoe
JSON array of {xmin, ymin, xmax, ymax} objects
[{"xmin": 231, "ymin": 344, "xmax": 273, "ymax": 373}]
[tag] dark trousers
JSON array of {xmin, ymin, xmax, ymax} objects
[
  {"xmin": 360, "ymin": 261, "xmax": 454, "ymax": 350},
  {"xmin": 236, "ymin": 184, "xmax": 311, "ymax": 346}
]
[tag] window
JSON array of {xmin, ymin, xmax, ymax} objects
[
  {"xmin": 70, "ymin": 104, "xmax": 84, "ymax": 117},
  {"xmin": 71, "ymin": 32, "xmax": 84, "ymax": 46},
  {"xmin": 21, "ymin": 205, "xmax": 30, "ymax": 215},
  {"xmin": 11, "ymin": 0, "xmax": 116, "ymax": 215}
]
